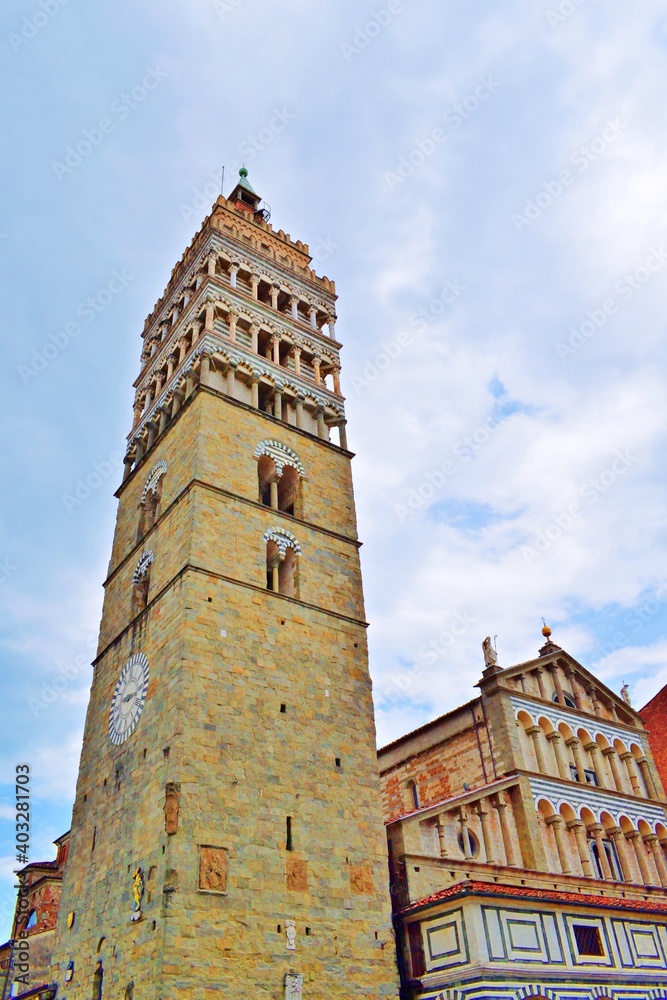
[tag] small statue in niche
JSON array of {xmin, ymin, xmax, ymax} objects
[
  {"xmin": 131, "ymin": 867, "xmax": 144, "ymax": 921},
  {"xmin": 482, "ymin": 636, "xmax": 498, "ymax": 668},
  {"xmin": 286, "ymin": 919, "xmax": 296, "ymax": 951},
  {"xmin": 164, "ymin": 782, "xmax": 180, "ymax": 835}
]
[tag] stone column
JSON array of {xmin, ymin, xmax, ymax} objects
[
  {"xmin": 199, "ymin": 354, "xmax": 210, "ymax": 387},
  {"xmin": 620, "ymin": 752, "xmax": 642, "ymax": 796},
  {"xmin": 328, "ymin": 314, "xmax": 337, "ymax": 338},
  {"xmin": 228, "ymin": 311, "xmax": 238, "ymax": 343},
  {"xmin": 295, "ymin": 396, "xmax": 304, "ymax": 430},
  {"xmin": 493, "ymin": 794, "xmax": 518, "ymax": 867},
  {"xmin": 158, "ymin": 408, "xmax": 169, "ymax": 435},
  {"xmin": 566, "ymin": 738, "xmax": 587, "ymax": 783},
  {"xmin": 458, "ymin": 809, "xmax": 474, "ymax": 860},
  {"xmin": 192, "ymin": 320, "xmax": 202, "ymax": 345},
  {"xmin": 154, "ymin": 376, "xmax": 163, "ymax": 398},
  {"xmin": 230, "ymin": 264, "xmax": 239, "ymax": 288},
  {"xmin": 584, "ymin": 741, "xmax": 608, "ymax": 788},
  {"xmin": 184, "ymin": 374, "xmax": 196, "ymax": 399},
  {"xmin": 123, "ymin": 456, "xmax": 134, "ymax": 481},
  {"xmin": 290, "ymin": 296, "xmax": 298, "ymax": 321},
  {"xmin": 534, "ymin": 667, "xmax": 548, "ymax": 700},
  {"xmin": 550, "ymin": 665, "xmax": 566, "ymax": 706},
  {"xmin": 609, "ymin": 828, "xmax": 633, "ymax": 882},
  {"xmin": 309, "ymin": 305, "xmax": 318, "ymax": 330},
  {"xmin": 272, "ymin": 335, "xmax": 281, "ymax": 366},
  {"xmin": 225, "ymin": 363, "xmax": 236, "ymax": 398},
  {"xmin": 563, "ymin": 668, "xmax": 583, "ymax": 709},
  {"xmin": 435, "ymin": 815, "xmax": 447, "ymax": 858},
  {"xmin": 546, "ymin": 732, "xmax": 569, "ymax": 781},
  {"xmin": 146, "ymin": 422, "xmax": 157, "ymax": 450},
  {"xmin": 250, "ymin": 325, "xmax": 259, "ymax": 355},
  {"xmin": 316, "ymin": 408, "xmax": 328, "ymax": 441},
  {"xmin": 587, "ymin": 687, "xmax": 602, "ymax": 717},
  {"xmin": 588, "ymin": 824, "xmax": 612, "ymax": 880},
  {"xmin": 337, "ymin": 420, "xmax": 348, "ymax": 451},
  {"xmin": 166, "ymin": 355, "xmax": 176, "ymax": 381},
  {"xmin": 178, "ymin": 340, "xmax": 187, "ymax": 363},
  {"xmin": 293, "ymin": 347, "xmax": 301, "ymax": 377},
  {"xmin": 170, "ymin": 393, "xmax": 182, "ymax": 418},
  {"xmin": 312, "ymin": 356, "xmax": 322, "ymax": 386},
  {"xmin": 476, "ymin": 802, "xmax": 494, "ymax": 864},
  {"xmin": 207, "ymin": 252, "xmax": 217, "ymax": 277},
  {"xmin": 274, "ymin": 390, "xmax": 283, "ymax": 421},
  {"xmin": 645, "ymin": 835, "xmax": 667, "ymax": 887},
  {"xmin": 627, "ymin": 830, "xmax": 653, "ymax": 885},
  {"xmin": 637, "ymin": 757, "xmax": 657, "ymax": 800},
  {"xmin": 332, "ymin": 367, "xmax": 342, "ymax": 395},
  {"xmin": 602, "ymin": 747, "xmax": 625, "ymax": 793},
  {"xmin": 144, "ymin": 391, "xmax": 153, "ymax": 412},
  {"xmin": 270, "ymin": 285, "xmax": 279, "ymax": 309},
  {"xmin": 269, "ymin": 478, "xmax": 279, "ymax": 510},
  {"xmin": 546, "ymin": 815, "xmax": 571, "ymax": 875},
  {"xmin": 251, "ymin": 275, "xmax": 259, "ymax": 299},
  {"xmin": 132, "ymin": 404, "xmax": 142, "ymax": 430},
  {"xmin": 567, "ymin": 820, "xmax": 593, "ymax": 877},
  {"xmin": 527, "ymin": 726, "xmax": 548, "ymax": 774},
  {"xmin": 205, "ymin": 303, "xmax": 215, "ymax": 332},
  {"xmin": 251, "ymin": 377, "xmax": 260, "ymax": 409},
  {"xmin": 134, "ymin": 438, "xmax": 145, "ymax": 464},
  {"xmin": 517, "ymin": 673, "xmax": 527, "ymax": 694}
]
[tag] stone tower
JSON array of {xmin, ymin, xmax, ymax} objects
[{"xmin": 49, "ymin": 170, "xmax": 400, "ymax": 1000}]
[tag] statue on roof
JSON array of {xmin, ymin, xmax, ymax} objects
[
  {"xmin": 621, "ymin": 683, "xmax": 632, "ymax": 706},
  {"xmin": 482, "ymin": 636, "xmax": 498, "ymax": 668}
]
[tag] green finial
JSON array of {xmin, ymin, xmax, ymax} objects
[{"xmin": 239, "ymin": 166, "xmax": 248, "ymax": 178}]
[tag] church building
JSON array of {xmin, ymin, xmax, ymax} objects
[{"xmin": 379, "ymin": 629, "xmax": 667, "ymax": 999}]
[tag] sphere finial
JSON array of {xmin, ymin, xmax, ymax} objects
[
  {"xmin": 239, "ymin": 166, "xmax": 248, "ymax": 178},
  {"xmin": 541, "ymin": 617, "xmax": 552, "ymax": 639}
]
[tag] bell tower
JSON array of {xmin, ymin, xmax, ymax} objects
[{"xmin": 49, "ymin": 170, "xmax": 400, "ymax": 1000}]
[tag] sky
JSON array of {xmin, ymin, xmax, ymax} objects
[{"xmin": 1, "ymin": 0, "xmax": 667, "ymax": 937}]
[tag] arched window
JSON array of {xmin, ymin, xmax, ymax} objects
[
  {"xmin": 407, "ymin": 780, "xmax": 419, "ymax": 810},
  {"xmin": 25, "ymin": 909, "xmax": 36, "ymax": 929},
  {"xmin": 264, "ymin": 528, "xmax": 301, "ymax": 598},
  {"xmin": 255, "ymin": 441, "xmax": 305, "ymax": 517},
  {"xmin": 137, "ymin": 461, "xmax": 167, "ymax": 542},
  {"xmin": 553, "ymin": 690, "xmax": 576, "ymax": 709},
  {"xmin": 132, "ymin": 550, "xmax": 154, "ymax": 613}
]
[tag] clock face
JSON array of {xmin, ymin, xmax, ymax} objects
[{"xmin": 108, "ymin": 653, "xmax": 149, "ymax": 745}]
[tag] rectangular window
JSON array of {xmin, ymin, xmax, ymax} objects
[
  {"xmin": 584, "ymin": 768, "xmax": 598, "ymax": 786},
  {"xmin": 573, "ymin": 923, "xmax": 604, "ymax": 956}
]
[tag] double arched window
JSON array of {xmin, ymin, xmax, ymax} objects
[
  {"xmin": 264, "ymin": 528, "xmax": 301, "ymax": 598},
  {"xmin": 255, "ymin": 440, "xmax": 305, "ymax": 518}
]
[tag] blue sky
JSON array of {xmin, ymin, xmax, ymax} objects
[{"xmin": 2, "ymin": 0, "xmax": 667, "ymax": 935}]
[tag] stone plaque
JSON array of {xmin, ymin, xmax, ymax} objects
[
  {"xmin": 199, "ymin": 846, "xmax": 228, "ymax": 893},
  {"xmin": 349, "ymin": 862, "xmax": 373, "ymax": 895},
  {"xmin": 284, "ymin": 973, "xmax": 303, "ymax": 999},
  {"xmin": 286, "ymin": 857, "xmax": 308, "ymax": 892}
]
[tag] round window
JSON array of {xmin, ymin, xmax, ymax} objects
[{"xmin": 457, "ymin": 831, "xmax": 479, "ymax": 857}]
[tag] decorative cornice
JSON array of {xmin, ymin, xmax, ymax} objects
[{"xmin": 528, "ymin": 774, "xmax": 667, "ymax": 829}]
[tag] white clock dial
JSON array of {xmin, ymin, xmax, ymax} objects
[{"xmin": 108, "ymin": 653, "xmax": 149, "ymax": 745}]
